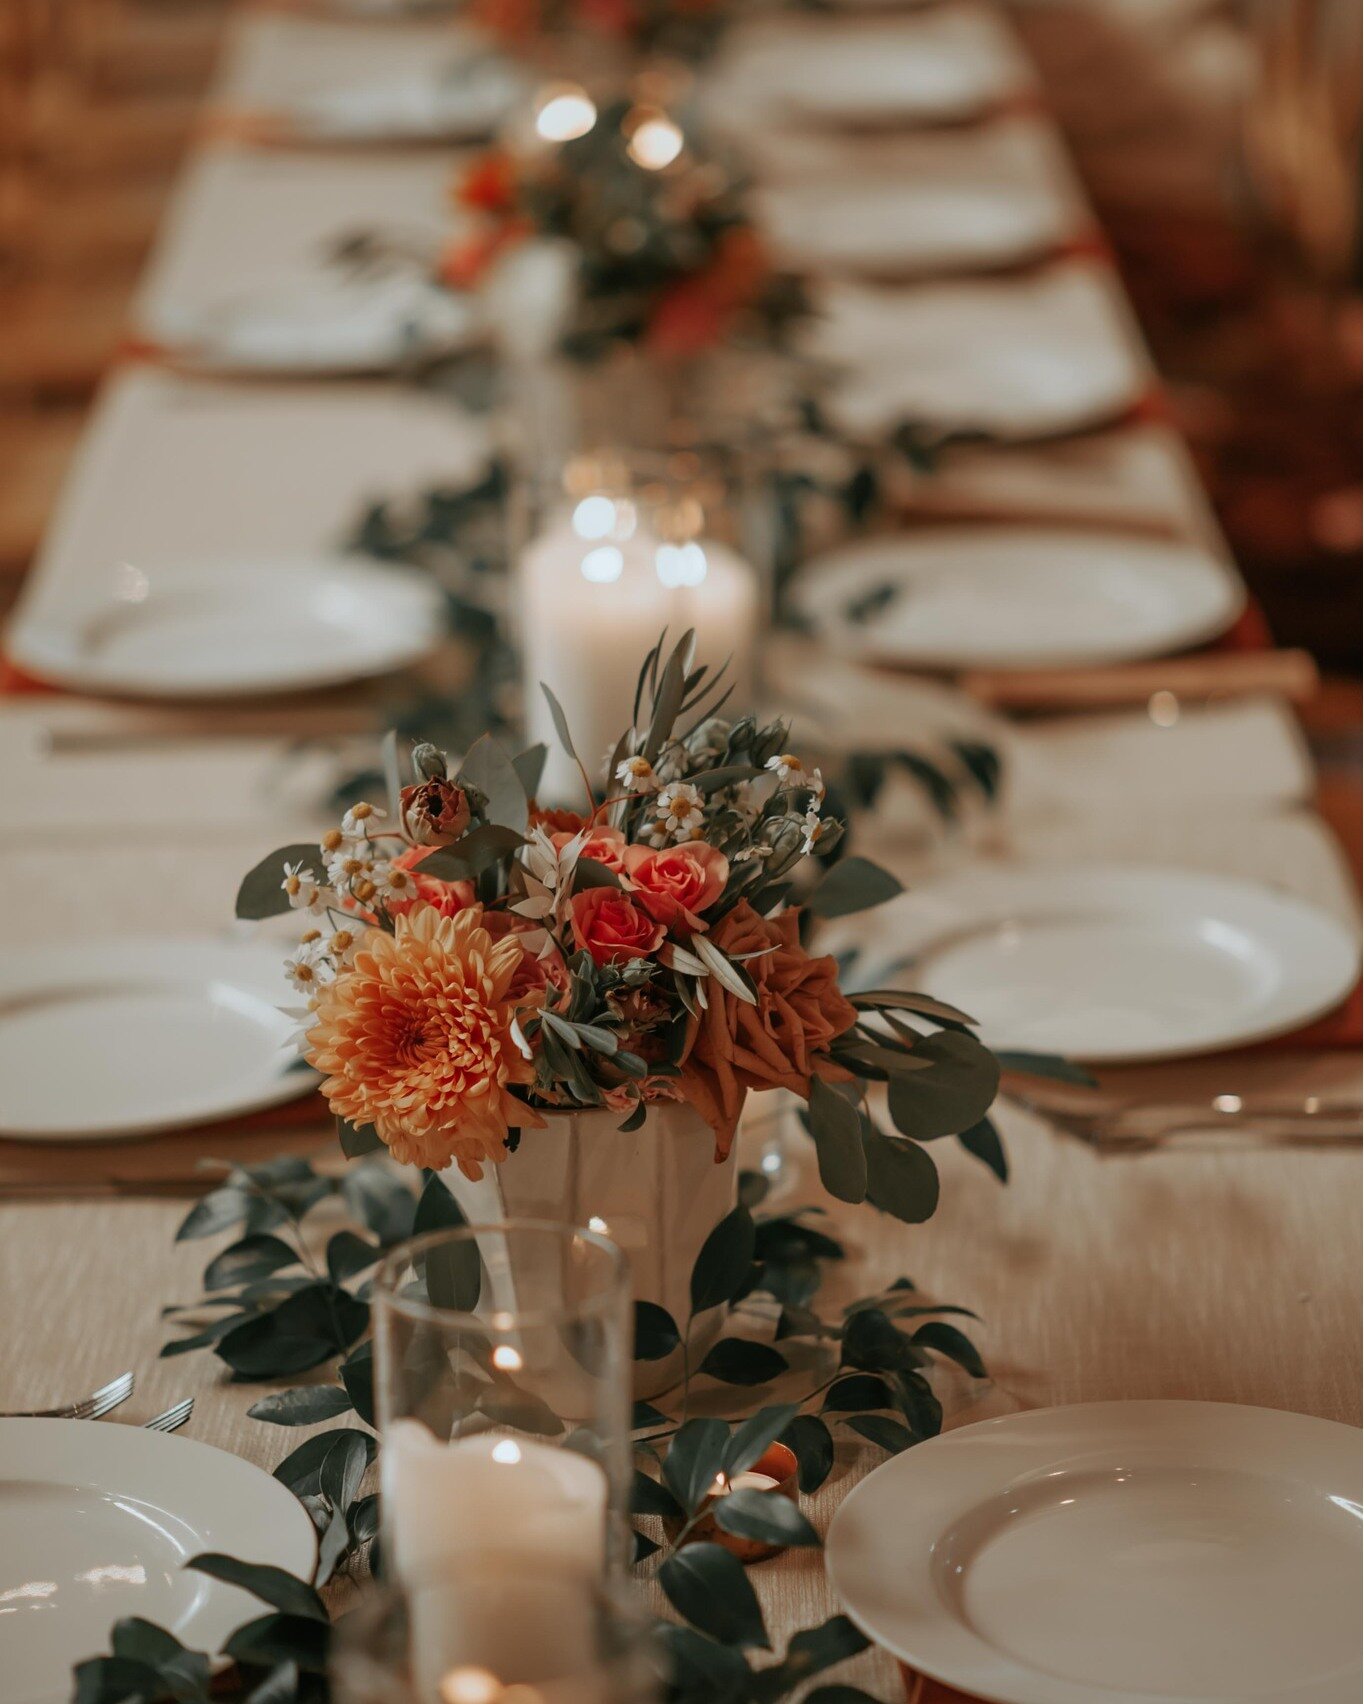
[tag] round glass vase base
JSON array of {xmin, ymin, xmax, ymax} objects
[{"xmin": 442, "ymin": 1100, "xmax": 740, "ymax": 1401}]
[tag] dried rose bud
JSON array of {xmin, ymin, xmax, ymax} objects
[
  {"xmin": 399, "ymin": 777, "xmax": 472, "ymax": 847},
  {"xmin": 410, "ymin": 743, "xmax": 448, "ymax": 781}
]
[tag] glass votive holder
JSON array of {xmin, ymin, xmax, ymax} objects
[
  {"xmin": 331, "ymin": 1563, "xmax": 661, "ymax": 1704},
  {"xmin": 372, "ymin": 1220, "xmax": 634, "ymax": 1581}
]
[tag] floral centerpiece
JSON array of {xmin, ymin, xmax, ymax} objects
[
  {"xmin": 239, "ymin": 634, "xmax": 1000, "ymax": 1383},
  {"xmin": 442, "ymin": 94, "xmax": 802, "ymax": 362}
]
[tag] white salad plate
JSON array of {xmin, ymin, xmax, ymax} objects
[
  {"xmin": 827, "ymin": 1401, "xmax": 1363, "ymax": 1704},
  {"xmin": 791, "ymin": 527, "xmax": 1243, "ymax": 670},
  {"xmin": 0, "ymin": 1419, "xmax": 317, "ymax": 1704},
  {"xmin": 0, "ymin": 937, "xmax": 313, "ymax": 1141},
  {"xmin": 8, "ymin": 552, "xmax": 445, "ymax": 699},
  {"xmin": 832, "ymin": 864, "xmax": 1359, "ymax": 1062}
]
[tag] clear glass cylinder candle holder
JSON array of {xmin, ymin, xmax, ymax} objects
[
  {"xmin": 373, "ymin": 1221, "xmax": 633, "ymax": 1580},
  {"xmin": 331, "ymin": 1563, "xmax": 661, "ymax": 1704}
]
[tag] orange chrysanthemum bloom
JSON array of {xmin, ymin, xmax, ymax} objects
[{"xmin": 305, "ymin": 903, "xmax": 543, "ymax": 1178}]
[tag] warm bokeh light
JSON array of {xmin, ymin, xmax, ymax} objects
[
  {"xmin": 580, "ymin": 545, "xmax": 624, "ymax": 584},
  {"xmin": 534, "ymin": 86, "xmax": 596, "ymax": 143},
  {"xmin": 628, "ymin": 115, "xmax": 684, "ymax": 171},
  {"xmin": 655, "ymin": 541, "xmax": 708, "ymax": 588}
]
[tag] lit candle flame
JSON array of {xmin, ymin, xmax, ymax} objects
[
  {"xmin": 628, "ymin": 116, "xmax": 684, "ymax": 171},
  {"xmin": 491, "ymin": 1439, "xmax": 523, "ymax": 1465},
  {"xmin": 492, "ymin": 1344, "xmax": 523, "ymax": 1372}
]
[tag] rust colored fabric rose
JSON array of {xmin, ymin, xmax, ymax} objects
[
  {"xmin": 570, "ymin": 888, "xmax": 666, "ymax": 966},
  {"xmin": 399, "ymin": 778, "xmax": 472, "ymax": 847},
  {"xmin": 553, "ymin": 822, "xmax": 628, "ymax": 872},
  {"xmin": 677, "ymin": 901, "xmax": 857, "ymax": 1158},
  {"xmin": 623, "ymin": 842, "xmax": 729, "ymax": 933}
]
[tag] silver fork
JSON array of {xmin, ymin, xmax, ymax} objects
[
  {"xmin": 1008, "ymin": 1088, "xmax": 1362, "ymax": 1153},
  {"xmin": 143, "ymin": 1398, "xmax": 194, "ymax": 1435},
  {"xmin": 1, "ymin": 1370, "xmax": 135, "ymax": 1421}
]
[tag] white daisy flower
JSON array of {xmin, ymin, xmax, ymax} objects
[
  {"xmin": 764, "ymin": 753, "xmax": 810, "ymax": 789},
  {"xmin": 615, "ymin": 753, "xmax": 662, "ymax": 794},
  {"xmin": 281, "ymin": 861, "xmax": 322, "ymax": 911},
  {"xmin": 651, "ymin": 782, "xmax": 704, "ymax": 843},
  {"xmin": 732, "ymin": 842, "xmax": 772, "ymax": 864},
  {"xmin": 800, "ymin": 804, "xmax": 830, "ymax": 856},
  {"xmin": 341, "ymin": 801, "xmax": 385, "ymax": 839},
  {"xmin": 371, "ymin": 860, "xmax": 417, "ymax": 902},
  {"xmin": 328, "ymin": 927, "xmax": 360, "ymax": 965},
  {"xmin": 325, "ymin": 847, "xmax": 374, "ymax": 890},
  {"xmin": 283, "ymin": 939, "xmax": 330, "ymax": 995}
]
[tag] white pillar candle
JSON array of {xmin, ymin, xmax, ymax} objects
[
  {"xmin": 520, "ymin": 505, "xmax": 759, "ymax": 805},
  {"xmin": 383, "ymin": 1419, "xmax": 609, "ymax": 1579}
]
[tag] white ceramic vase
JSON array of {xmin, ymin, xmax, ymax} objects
[{"xmin": 442, "ymin": 1100, "xmax": 740, "ymax": 1399}]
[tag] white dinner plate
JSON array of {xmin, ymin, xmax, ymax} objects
[
  {"xmin": 285, "ymin": 59, "xmax": 523, "ymax": 142},
  {"xmin": 0, "ymin": 1419, "xmax": 317, "ymax": 1704},
  {"xmin": 791, "ymin": 528, "xmax": 1243, "ymax": 669},
  {"xmin": 9, "ymin": 553, "xmax": 445, "ymax": 699},
  {"xmin": 827, "ymin": 1401, "xmax": 1363, "ymax": 1704},
  {"xmin": 154, "ymin": 273, "xmax": 481, "ymax": 376},
  {"xmin": 0, "ymin": 937, "xmax": 314, "ymax": 1141},
  {"xmin": 804, "ymin": 266, "xmax": 1146, "ymax": 440},
  {"xmin": 760, "ymin": 174, "xmax": 1072, "ymax": 277},
  {"xmin": 830, "ymin": 864, "xmax": 1359, "ymax": 1061}
]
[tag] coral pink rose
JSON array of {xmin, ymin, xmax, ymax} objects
[
  {"xmin": 622, "ymin": 841, "xmax": 729, "ymax": 933},
  {"xmin": 387, "ymin": 846, "xmax": 476, "ymax": 920},
  {"xmin": 553, "ymin": 823, "xmax": 628, "ymax": 873},
  {"xmin": 570, "ymin": 888, "xmax": 666, "ymax": 966},
  {"xmin": 482, "ymin": 908, "xmax": 568, "ymax": 1004}
]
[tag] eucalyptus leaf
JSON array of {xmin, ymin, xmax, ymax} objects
[
  {"xmin": 957, "ymin": 1115, "xmax": 1009, "ymax": 1181},
  {"xmin": 175, "ymin": 1187, "xmax": 249, "ymax": 1243},
  {"xmin": 572, "ymin": 857, "xmax": 623, "ymax": 892},
  {"xmin": 337, "ymin": 1119, "xmax": 384, "ymax": 1160},
  {"xmin": 236, "ymin": 844, "xmax": 325, "ymax": 922},
  {"xmin": 863, "ymin": 1128, "xmax": 940, "ymax": 1225},
  {"xmin": 995, "ymin": 1049, "xmax": 1099, "ymax": 1087},
  {"xmin": 247, "ymin": 1387, "xmax": 354, "ymax": 1427},
  {"xmin": 885, "ymin": 1029, "xmax": 1000, "ymax": 1141},
  {"xmin": 203, "ymin": 1234, "xmax": 298, "ymax": 1291},
  {"xmin": 217, "ymin": 1284, "xmax": 369, "ymax": 1377},
  {"xmin": 699, "ymin": 1338, "xmax": 788, "ymax": 1386},
  {"xmin": 243, "ymin": 1663, "xmax": 300, "ymax": 1704},
  {"xmin": 416, "ymin": 823, "xmax": 525, "ymax": 882},
  {"xmin": 319, "ymin": 1428, "xmax": 371, "ymax": 1513},
  {"xmin": 540, "ymin": 683, "xmax": 582, "ymax": 771},
  {"xmin": 325, "ymin": 1230, "xmax": 380, "ymax": 1284},
  {"xmin": 72, "ymin": 1656, "xmax": 167, "ymax": 1704},
  {"xmin": 911, "ymin": 1320, "xmax": 987, "ymax": 1378},
  {"xmin": 634, "ymin": 1301, "xmax": 682, "ymax": 1361},
  {"xmin": 187, "ymin": 1555, "xmax": 326, "ymax": 1622},
  {"xmin": 659, "ymin": 1542, "xmax": 770, "ymax": 1650},
  {"xmin": 780, "ymin": 1414, "xmax": 834, "ymax": 1493},
  {"xmin": 273, "ymin": 1428, "xmax": 376, "ymax": 1499},
  {"xmin": 341, "ymin": 1166, "xmax": 415, "ymax": 1247},
  {"xmin": 458, "ymin": 734, "xmax": 527, "ymax": 831},
  {"xmin": 822, "ymin": 1373, "xmax": 894, "ymax": 1412},
  {"xmin": 807, "ymin": 857, "xmax": 903, "ymax": 920},
  {"xmin": 663, "ymin": 1417, "xmax": 730, "ymax": 1513},
  {"xmin": 842, "ymin": 1413, "xmax": 914, "ymax": 1454},
  {"xmin": 714, "ymin": 1488, "xmax": 819, "ymax": 1547},
  {"xmin": 512, "ymin": 743, "xmax": 548, "ymax": 801},
  {"xmin": 749, "ymin": 1615, "xmax": 870, "ymax": 1703},
  {"xmin": 722, "ymin": 1403, "xmax": 799, "ymax": 1479},
  {"xmin": 223, "ymin": 1615, "xmax": 330, "ymax": 1674},
  {"xmin": 340, "ymin": 1341, "xmax": 376, "ymax": 1427},
  {"xmin": 690, "ymin": 1206, "xmax": 755, "ymax": 1315},
  {"xmin": 806, "ymin": 1080, "xmax": 868, "ymax": 1203},
  {"xmin": 630, "ymin": 1468, "xmax": 683, "ymax": 1518},
  {"xmin": 659, "ymin": 1625, "xmax": 752, "ymax": 1704}
]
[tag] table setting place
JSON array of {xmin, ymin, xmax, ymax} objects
[{"xmin": 1, "ymin": 1, "xmax": 1359, "ymax": 1703}]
